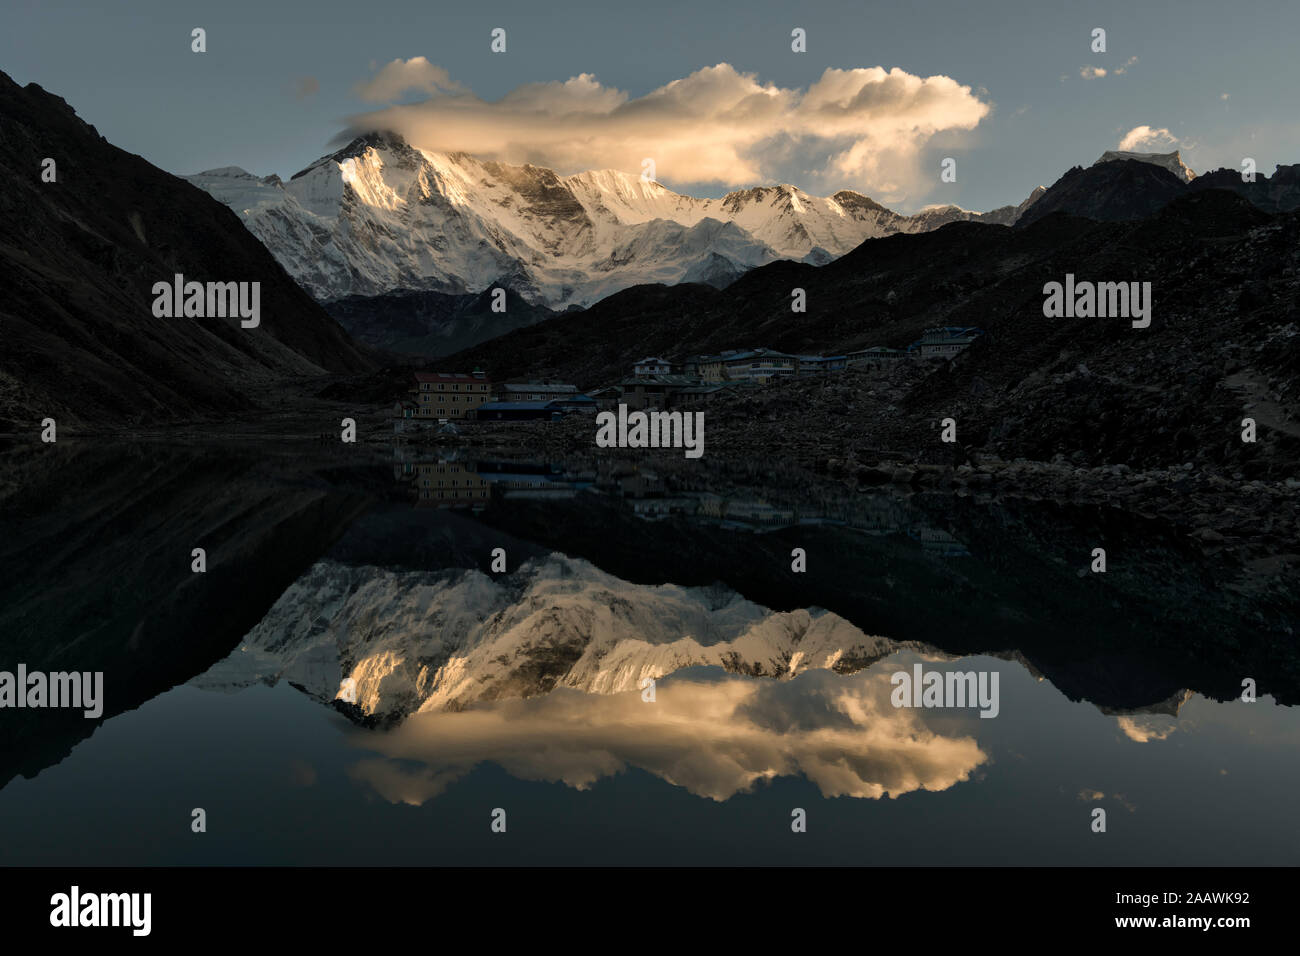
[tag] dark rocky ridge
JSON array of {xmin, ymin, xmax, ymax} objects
[
  {"xmin": 0, "ymin": 70, "xmax": 373, "ymax": 432},
  {"xmin": 1016, "ymin": 159, "xmax": 1190, "ymax": 227},
  {"xmin": 1188, "ymin": 163, "xmax": 1300, "ymax": 213},
  {"xmin": 325, "ymin": 285, "xmax": 559, "ymax": 358},
  {"xmin": 421, "ymin": 189, "xmax": 1299, "ymax": 484}
]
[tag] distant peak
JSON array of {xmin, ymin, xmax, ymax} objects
[
  {"xmin": 192, "ymin": 165, "xmax": 256, "ymax": 178},
  {"xmin": 1094, "ymin": 149, "xmax": 1195, "ymax": 182},
  {"xmin": 327, "ymin": 130, "xmax": 413, "ymax": 162},
  {"xmin": 289, "ymin": 130, "xmax": 414, "ymax": 180}
]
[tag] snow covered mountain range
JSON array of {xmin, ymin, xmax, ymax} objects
[{"xmin": 185, "ymin": 132, "xmax": 1044, "ymax": 309}]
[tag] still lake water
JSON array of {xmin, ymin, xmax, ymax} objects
[{"xmin": 2, "ymin": 441, "xmax": 1297, "ymax": 865}]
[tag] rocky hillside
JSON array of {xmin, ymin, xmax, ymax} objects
[
  {"xmin": 325, "ymin": 285, "xmax": 560, "ymax": 358},
  {"xmin": 1189, "ymin": 162, "xmax": 1300, "ymax": 213},
  {"xmin": 427, "ymin": 189, "xmax": 1300, "ymax": 479},
  {"xmin": 0, "ymin": 71, "xmax": 372, "ymax": 432},
  {"xmin": 1016, "ymin": 159, "xmax": 1190, "ymax": 226}
]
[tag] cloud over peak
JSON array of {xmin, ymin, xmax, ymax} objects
[
  {"xmin": 343, "ymin": 60, "xmax": 992, "ymax": 201},
  {"xmin": 1118, "ymin": 124, "xmax": 1179, "ymax": 152},
  {"xmin": 354, "ymin": 56, "xmax": 464, "ymax": 101}
]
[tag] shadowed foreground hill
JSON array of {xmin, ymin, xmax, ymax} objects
[{"xmin": 0, "ymin": 70, "xmax": 373, "ymax": 432}]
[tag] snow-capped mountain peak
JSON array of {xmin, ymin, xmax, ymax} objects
[{"xmin": 185, "ymin": 132, "xmax": 1042, "ymax": 308}]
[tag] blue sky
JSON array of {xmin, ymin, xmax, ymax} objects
[{"xmin": 3, "ymin": 0, "xmax": 1297, "ymax": 213}]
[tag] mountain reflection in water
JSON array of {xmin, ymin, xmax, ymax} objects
[{"xmin": 1, "ymin": 441, "xmax": 1297, "ymax": 864}]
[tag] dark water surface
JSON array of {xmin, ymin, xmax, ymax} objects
[{"xmin": 1, "ymin": 441, "xmax": 1296, "ymax": 865}]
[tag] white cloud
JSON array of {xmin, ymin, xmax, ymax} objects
[
  {"xmin": 1118, "ymin": 124, "xmax": 1180, "ymax": 151},
  {"xmin": 355, "ymin": 56, "xmax": 464, "ymax": 101},
  {"xmin": 1078, "ymin": 57, "xmax": 1135, "ymax": 80},
  {"xmin": 341, "ymin": 61, "xmax": 992, "ymax": 200}
]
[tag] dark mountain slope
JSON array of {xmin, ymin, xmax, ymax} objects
[
  {"xmin": 1187, "ymin": 162, "xmax": 1300, "ymax": 213},
  {"xmin": 1015, "ymin": 159, "xmax": 1189, "ymax": 227},
  {"xmin": 0, "ymin": 71, "xmax": 372, "ymax": 431},
  {"xmin": 324, "ymin": 285, "xmax": 558, "ymax": 358},
  {"xmin": 430, "ymin": 189, "xmax": 1300, "ymax": 477}
]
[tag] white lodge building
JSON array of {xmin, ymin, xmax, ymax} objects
[{"xmin": 633, "ymin": 356, "xmax": 672, "ymax": 377}]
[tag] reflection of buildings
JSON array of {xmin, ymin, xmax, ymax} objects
[
  {"xmin": 475, "ymin": 461, "xmax": 596, "ymax": 500},
  {"xmin": 907, "ymin": 526, "xmax": 971, "ymax": 557},
  {"xmin": 389, "ymin": 453, "xmax": 969, "ymax": 554},
  {"xmin": 601, "ymin": 466, "xmax": 968, "ymax": 553},
  {"xmin": 395, "ymin": 459, "xmax": 491, "ymax": 509},
  {"xmin": 393, "ymin": 454, "xmax": 596, "ymax": 508}
]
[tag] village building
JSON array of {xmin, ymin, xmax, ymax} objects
[
  {"xmin": 797, "ymin": 354, "xmax": 847, "ymax": 374},
  {"xmin": 617, "ymin": 374, "xmax": 697, "ymax": 410},
  {"xmin": 846, "ymin": 346, "xmax": 909, "ymax": 368},
  {"xmin": 549, "ymin": 393, "xmax": 598, "ymax": 414},
  {"xmin": 406, "ymin": 370, "xmax": 492, "ymax": 419},
  {"xmin": 717, "ymin": 348, "xmax": 800, "ymax": 384},
  {"xmin": 493, "ymin": 382, "xmax": 579, "ymax": 402},
  {"xmin": 668, "ymin": 384, "xmax": 741, "ymax": 408},
  {"xmin": 683, "ymin": 354, "xmax": 728, "ymax": 383},
  {"xmin": 588, "ymin": 385, "xmax": 623, "ymax": 412},
  {"xmin": 912, "ymin": 327, "xmax": 985, "ymax": 359},
  {"xmin": 633, "ymin": 356, "xmax": 672, "ymax": 377}
]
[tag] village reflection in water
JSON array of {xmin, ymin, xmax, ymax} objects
[{"xmin": 391, "ymin": 448, "xmax": 970, "ymax": 555}]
